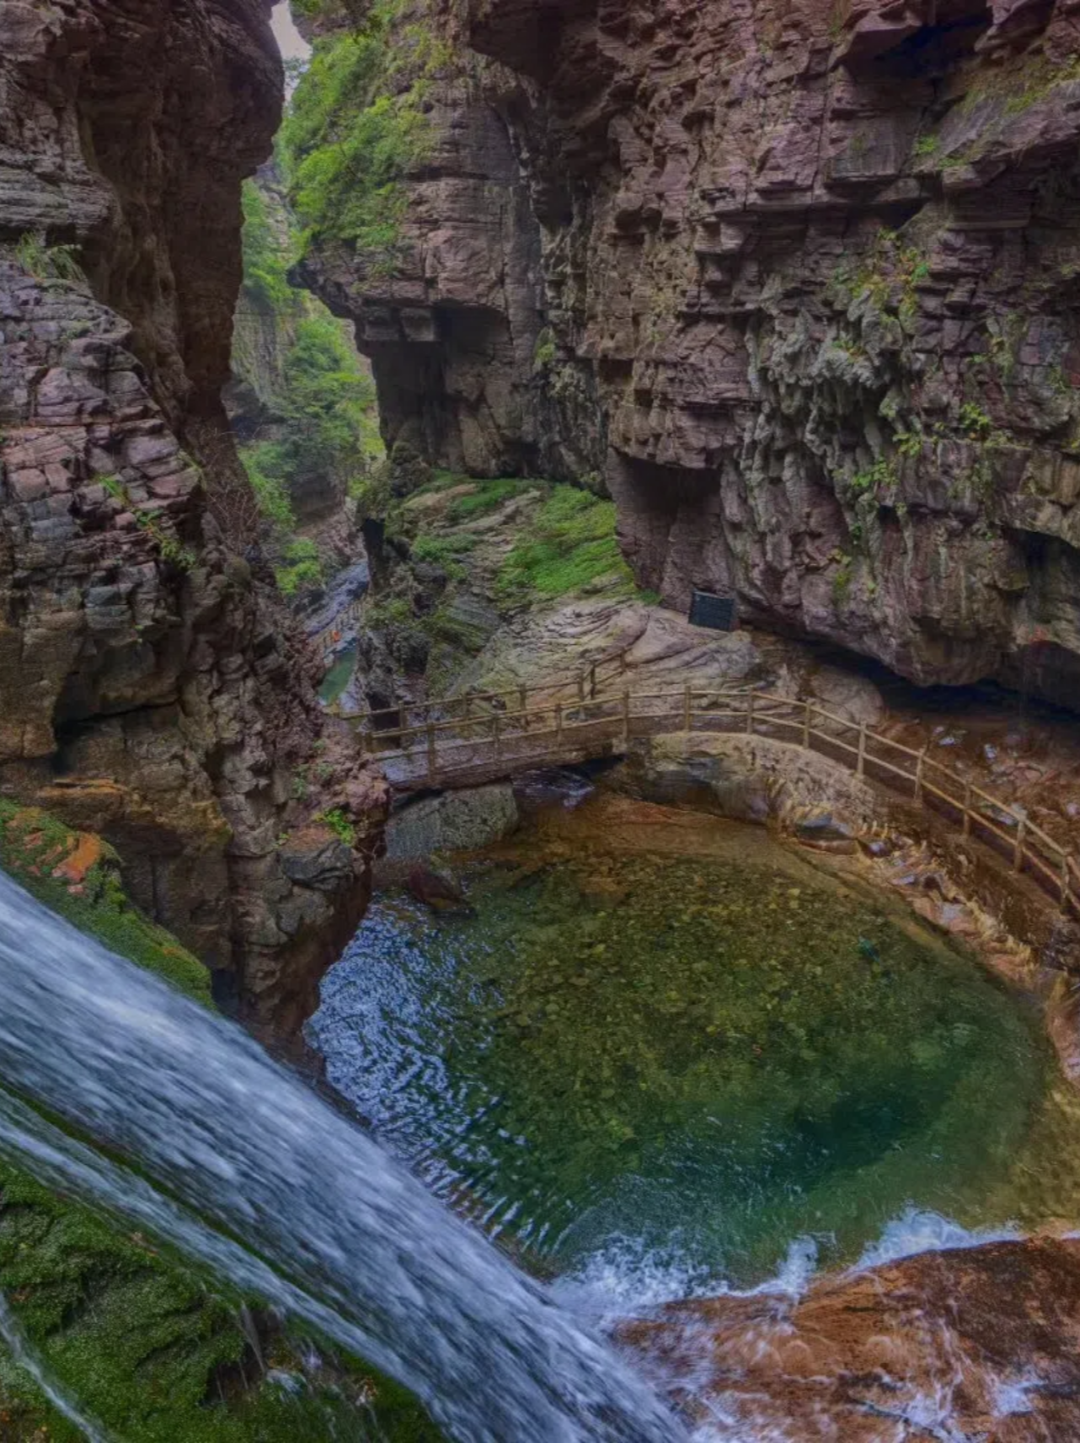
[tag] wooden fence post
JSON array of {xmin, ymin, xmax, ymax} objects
[
  {"xmin": 622, "ymin": 689, "xmax": 631, "ymax": 744},
  {"xmin": 746, "ymin": 692, "xmax": 755, "ymax": 736},
  {"xmin": 589, "ymin": 663, "xmax": 597, "ymax": 700},
  {"xmin": 427, "ymin": 723, "xmax": 437, "ymax": 781},
  {"xmin": 493, "ymin": 711, "xmax": 501, "ymax": 759},
  {"xmin": 914, "ymin": 746, "xmax": 927, "ymax": 803},
  {"xmin": 856, "ymin": 723, "xmax": 867, "ymax": 778},
  {"xmin": 683, "ymin": 683, "xmax": 692, "ymax": 734},
  {"xmin": 962, "ymin": 781, "xmax": 973, "ymax": 838},
  {"xmin": 802, "ymin": 699, "xmax": 811, "ymax": 749},
  {"xmin": 1014, "ymin": 816, "xmax": 1027, "ymax": 874},
  {"xmin": 1062, "ymin": 855, "xmax": 1072, "ymax": 915},
  {"xmin": 577, "ymin": 673, "xmax": 586, "ymax": 704}
]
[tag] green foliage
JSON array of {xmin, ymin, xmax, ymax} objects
[
  {"xmin": 283, "ymin": 312, "xmax": 381, "ymax": 474},
  {"xmin": 277, "ymin": 538, "xmax": 324, "ymax": 596},
  {"xmin": 445, "ymin": 478, "xmax": 543, "ymax": 523},
  {"xmin": 239, "ymin": 444, "xmax": 325, "ymax": 593},
  {"xmin": 316, "ymin": 808, "xmax": 357, "ymax": 846},
  {"xmin": 13, "ymin": 233, "xmax": 85, "ymax": 284},
  {"xmin": 235, "ymin": 254, "xmax": 379, "ymax": 595},
  {"xmin": 913, "ymin": 134, "xmax": 939, "ymax": 157},
  {"xmin": 497, "ymin": 486, "xmax": 636, "ymax": 604},
  {"xmin": 366, "ymin": 595, "xmax": 413, "ymax": 629},
  {"xmin": 240, "ymin": 182, "xmax": 299, "ymax": 311},
  {"xmin": 280, "ymin": 3, "xmax": 443, "ymax": 273},
  {"xmin": 410, "ymin": 531, "xmax": 475, "ymax": 579},
  {"xmin": 848, "ymin": 457, "xmax": 897, "ymax": 498},
  {"xmin": 960, "ymin": 401, "xmax": 995, "ymax": 439},
  {"xmin": 100, "ymin": 476, "xmax": 198, "ymax": 571},
  {"xmin": 894, "ymin": 426, "xmax": 924, "ymax": 458},
  {"xmin": 533, "ymin": 328, "xmax": 557, "ymax": 371},
  {"xmin": 240, "ymin": 445, "xmax": 295, "ymax": 530}
]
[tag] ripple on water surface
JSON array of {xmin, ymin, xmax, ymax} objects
[{"xmin": 310, "ymin": 800, "xmax": 1059, "ymax": 1294}]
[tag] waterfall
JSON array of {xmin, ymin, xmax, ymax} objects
[{"xmin": 0, "ymin": 873, "xmax": 684, "ymax": 1443}]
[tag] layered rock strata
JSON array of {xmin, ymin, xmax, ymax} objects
[
  {"xmin": 0, "ymin": 0, "xmax": 387, "ymax": 1029},
  {"xmin": 301, "ymin": 0, "xmax": 1080, "ymax": 707}
]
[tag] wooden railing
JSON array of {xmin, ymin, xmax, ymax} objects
[
  {"xmin": 355, "ymin": 684, "xmax": 1080, "ymax": 920},
  {"xmin": 348, "ymin": 648, "xmax": 635, "ymax": 730}
]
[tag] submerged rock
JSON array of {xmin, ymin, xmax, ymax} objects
[{"xmin": 407, "ymin": 863, "xmax": 473, "ymax": 915}]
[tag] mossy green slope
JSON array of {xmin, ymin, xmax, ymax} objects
[{"xmin": 0, "ymin": 808, "xmax": 442, "ymax": 1441}]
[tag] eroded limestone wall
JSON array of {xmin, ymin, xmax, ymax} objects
[
  {"xmin": 299, "ymin": 0, "xmax": 1080, "ymax": 707},
  {"xmin": 0, "ymin": 0, "xmax": 387, "ymax": 1029}
]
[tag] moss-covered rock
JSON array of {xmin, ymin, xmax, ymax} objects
[{"xmin": 0, "ymin": 810, "xmax": 442, "ymax": 1441}]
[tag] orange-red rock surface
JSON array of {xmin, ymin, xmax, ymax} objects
[{"xmin": 626, "ymin": 1237, "xmax": 1080, "ymax": 1441}]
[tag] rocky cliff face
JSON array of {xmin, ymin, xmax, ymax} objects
[
  {"xmin": 0, "ymin": 0, "xmax": 387, "ymax": 1030},
  {"xmin": 299, "ymin": 0, "xmax": 1080, "ymax": 708}
]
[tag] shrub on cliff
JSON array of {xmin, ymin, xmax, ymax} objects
[{"xmin": 280, "ymin": 1, "xmax": 445, "ymax": 275}]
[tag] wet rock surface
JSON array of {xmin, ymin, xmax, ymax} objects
[
  {"xmin": 626, "ymin": 1237, "xmax": 1080, "ymax": 1442},
  {"xmin": 382, "ymin": 783, "xmax": 520, "ymax": 865}
]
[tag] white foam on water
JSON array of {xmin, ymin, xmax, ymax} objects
[
  {"xmin": 553, "ymin": 1233, "xmax": 820, "ymax": 1326},
  {"xmin": 853, "ymin": 1207, "xmax": 1021, "ymax": 1272},
  {"xmin": 992, "ymin": 1375, "xmax": 1038, "ymax": 1418}
]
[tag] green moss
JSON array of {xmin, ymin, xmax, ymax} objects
[
  {"xmin": 445, "ymin": 478, "xmax": 543, "ymax": 523},
  {"xmin": 496, "ymin": 486, "xmax": 636, "ymax": 604},
  {"xmin": 0, "ymin": 803, "xmax": 211, "ymax": 1004}
]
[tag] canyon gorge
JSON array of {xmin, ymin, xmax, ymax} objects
[{"xmin": 2, "ymin": 0, "xmax": 1080, "ymax": 1438}]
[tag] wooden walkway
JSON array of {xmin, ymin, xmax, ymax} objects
[{"xmin": 353, "ymin": 656, "xmax": 1080, "ymax": 921}]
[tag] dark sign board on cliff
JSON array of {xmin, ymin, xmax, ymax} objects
[{"xmin": 689, "ymin": 590, "xmax": 737, "ymax": 632}]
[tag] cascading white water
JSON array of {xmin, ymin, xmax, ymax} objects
[{"xmin": 0, "ymin": 873, "xmax": 685, "ymax": 1443}]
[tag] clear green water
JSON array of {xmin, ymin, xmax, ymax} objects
[{"xmin": 312, "ymin": 809, "xmax": 1058, "ymax": 1290}]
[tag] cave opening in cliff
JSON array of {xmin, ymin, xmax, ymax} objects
[{"xmin": 869, "ymin": 0, "xmax": 994, "ymax": 74}]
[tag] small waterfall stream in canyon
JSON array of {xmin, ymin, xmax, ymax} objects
[{"xmin": 0, "ymin": 872, "xmax": 685, "ymax": 1443}]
